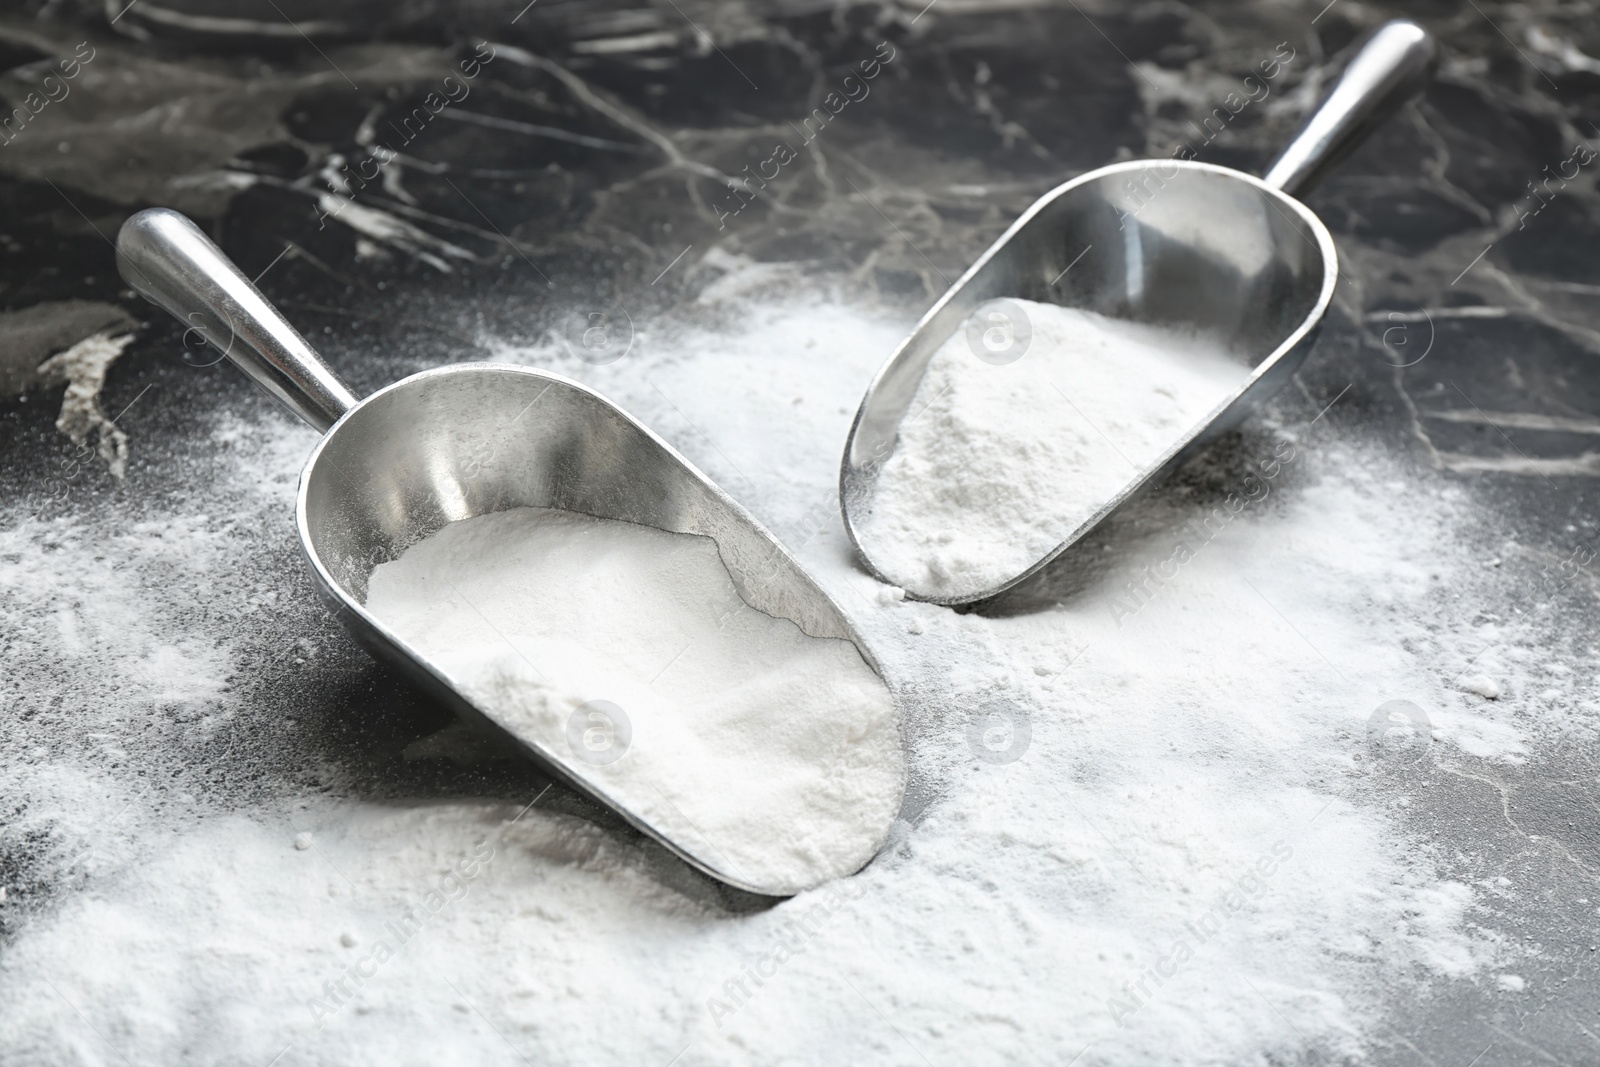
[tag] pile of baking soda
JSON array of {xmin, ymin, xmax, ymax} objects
[
  {"xmin": 0, "ymin": 270, "xmax": 1565, "ymax": 1066},
  {"xmin": 862, "ymin": 298, "xmax": 1248, "ymax": 599},
  {"xmin": 364, "ymin": 506, "xmax": 904, "ymax": 895}
]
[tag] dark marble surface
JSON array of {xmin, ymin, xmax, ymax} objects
[{"xmin": 3, "ymin": 0, "xmax": 1600, "ymax": 1062}]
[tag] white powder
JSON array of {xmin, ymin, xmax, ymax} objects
[
  {"xmin": 2, "ymin": 280, "xmax": 1582, "ymax": 1065},
  {"xmin": 363, "ymin": 506, "xmax": 904, "ymax": 895},
  {"xmin": 863, "ymin": 299, "xmax": 1248, "ymax": 599}
]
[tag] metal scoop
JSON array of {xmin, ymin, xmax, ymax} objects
[
  {"xmin": 840, "ymin": 20, "xmax": 1437, "ymax": 604},
  {"xmin": 117, "ymin": 208, "xmax": 901, "ymax": 897}
]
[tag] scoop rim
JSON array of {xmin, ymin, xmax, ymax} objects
[
  {"xmin": 838, "ymin": 157, "xmax": 1340, "ymax": 606},
  {"xmin": 293, "ymin": 361, "xmax": 904, "ymax": 897}
]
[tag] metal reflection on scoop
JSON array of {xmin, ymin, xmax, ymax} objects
[
  {"xmin": 840, "ymin": 21, "xmax": 1438, "ymax": 605},
  {"xmin": 117, "ymin": 208, "xmax": 904, "ymax": 897}
]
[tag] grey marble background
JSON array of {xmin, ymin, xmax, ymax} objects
[{"xmin": 2, "ymin": 0, "xmax": 1599, "ymax": 1063}]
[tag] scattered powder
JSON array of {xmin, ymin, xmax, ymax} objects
[
  {"xmin": 363, "ymin": 507, "xmax": 904, "ymax": 894},
  {"xmin": 864, "ymin": 299, "xmax": 1248, "ymax": 598},
  {"xmin": 1, "ymin": 282, "xmax": 1587, "ymax": 1064}
]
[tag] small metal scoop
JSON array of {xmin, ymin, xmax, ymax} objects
[
  {"xmin": 117, "ymin": 208, "xmax": 902, "ymax": 897},
  {"xmin": 841, "ymin": 21, "xmax": 1437, "ymax": 605}
]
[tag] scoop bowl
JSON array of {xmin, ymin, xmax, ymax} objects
[
  {"xmin": 118, "ymin": 207, "xmax": 902, "ymax": 897},
  {"xmin": 840, "ymin": 20, "xmax": 1437, "ymax": 605}
]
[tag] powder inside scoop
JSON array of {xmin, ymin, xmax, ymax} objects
[
  {"xmin": 0, "ymin": 289, "xmax": 1537, "ymax": 1065},
  {"xmin": 862, "ymin": 299, "xmax": 1250, "ymax": 598},
  {"xmin": 364, "ymin": 506, "xmax": 905, "ymax": 894}
]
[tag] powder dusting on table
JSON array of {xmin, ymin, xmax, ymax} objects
[
  {"xmin": 0, "ymin": 283, "xmax": 1581, "ymax": 1065},
  {"xmin": 864, "ymin": 298, "xmax": 1249, "ymax": 598},
  {"xmin": 364, "ymin": 506, "xmax": 904, "ymax": 895}
]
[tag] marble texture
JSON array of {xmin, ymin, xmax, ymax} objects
[{"xmin": 2, "ymin": 0, "xmax": 1600, "ymax": 1063}]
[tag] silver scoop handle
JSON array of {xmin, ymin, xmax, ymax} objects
[
  {"xmin": 116, "ymin": 208, "xmax": 359, "ymax": 432},
  {"xmin": 1263, "ymin": 20, "xmax": 1438, "ymax": 197}
]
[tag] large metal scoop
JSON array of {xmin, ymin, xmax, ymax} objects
[
  {"xmin": 840, "ymin": 21, "xmax": 1437, "ymax": 605},
  {"xmin": 116, "ymin": 208, "xmax": 902, "ymax": 897}
]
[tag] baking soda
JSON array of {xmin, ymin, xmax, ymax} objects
[
  {"xmin": 0, "ymin": 281, "xmax": 1571, "ymax": 1065},
  {"xmin": 863, "ymin": 299, "xmax": 1248, "ymax": 598},
  {"xmin": 364, "ymin": 506, "xmax": 904, "ymax": 894}
]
